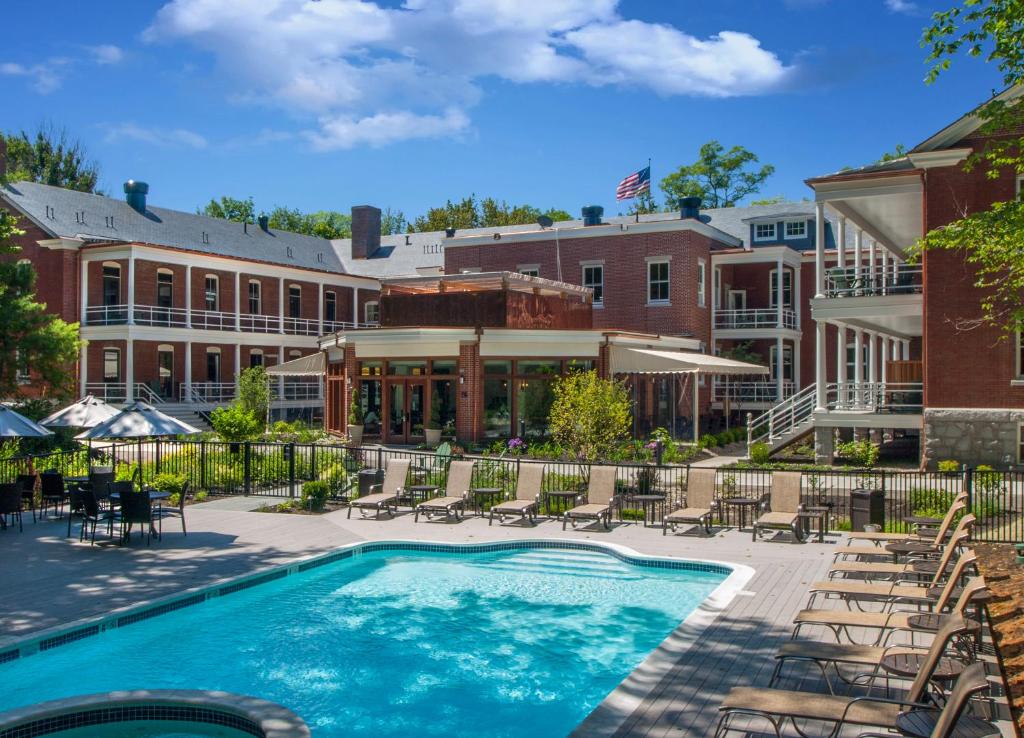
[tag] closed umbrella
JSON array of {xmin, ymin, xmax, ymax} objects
[
  {"xmin": 76, "ymin": 402, "xmax": 201, "ymax": 475},
  {"xmin": 40, "ymin": 395, "xmax": 120, "ymax": 429},
  {"xmin": 0, "ymin": 405, "xmax": 54, "ymax": 438}
]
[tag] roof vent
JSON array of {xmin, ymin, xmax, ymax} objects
[
  {"xmin": 581, "ymin": 205, "xmax": 603, "ymax": 227},
  {"xmin": 202, "ymin": 232, "xmax": 209, "ymax": 244},
  {"xmin": 405, "ymin": 234, "xmax": 411, "ymax": 245},
  {"xmin": 680, "ymin": 196, "xmax": 702, "ymax": 220},
  {"xmin": 444, "ymin": 228, "xmax": 456, "ymax": 238},
  {"xmin": 123, "ymin": 180, "xmax": 149, "ymax": 214},
  {"xmin": 286, "ymin": 246, "xmax": 293, "ymax": 258},
  {"xmin": 258, "ymin": 215, "xmax": 270, "ymax": 232}
]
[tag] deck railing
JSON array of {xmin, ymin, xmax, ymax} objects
[
  {"xmin": 711, "ymin": 380, "xmax": 796, "ymax": 404},
  {"xmin": 825, "ymin": 264, "xmax": 923, "ymax": 298},
  {"xmin": 713, "ymin": 307, "xmax": 799, "ymax": 331},
  {"xmin": 84, "ymin": 304, "xmax": 372, "ymax": 336}
]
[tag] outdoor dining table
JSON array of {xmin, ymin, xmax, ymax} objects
[
  {"xmin": 108, "ymin": 489, "xmax": 171, "ymax": 541},
  {"xmin": 723, "ymin": 497, "xmax": 760, "ymax": 530},
  {"xmin": 470, "ymin": 487, "xmax": 504, "ymax": 516}
]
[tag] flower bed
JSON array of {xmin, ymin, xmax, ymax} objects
[{"xmin": 974, "ymin": 543, "xmax": 1024, "ymax": 735}]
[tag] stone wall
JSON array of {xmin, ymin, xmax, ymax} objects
[{"xmin": 923, "ymin": 408, "xmax": 1024, "ymax": 468}]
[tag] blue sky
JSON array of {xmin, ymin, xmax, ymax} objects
[{"xmin": 0, "ymin": 0, "xmax": 1001, "ymax": 221}]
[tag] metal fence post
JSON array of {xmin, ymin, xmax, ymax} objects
[
  {"xmin": 964, "ymin": 466, "xmax": 974, "ymax": 515},
  {"xmin": 200, "ymin": 441, "xmax": 207, "ymax": 490},
  {"xmin": 310, "ymin": 444, "xmax": 317, "ymax": 481},
  {"xmin": 243, "ymin": 442, "xmax": 252, "ymax": 496},
  {"xmin": 155, "ymin": 438, "xmax": 162, "ymax": 476},
  {"xmin": 288, "ymin": 442, "xmax": 297, "ymax": 499},
  {"xmin": 376, "ymin": 446, "xmax": 383, "ymax": 472}
]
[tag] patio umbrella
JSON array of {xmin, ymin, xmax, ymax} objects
[
  {"xmin": 0, "ymin": 404, "xmax": 54, "ymax": 438},
  {"xmin": 76, "ymin": 401, "xmax": 201, "ymax": 473},
  {"xmin": 39, "ymin": 395, "xmax": 120, "ymax": 429}
]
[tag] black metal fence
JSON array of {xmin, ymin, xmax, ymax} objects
[{"xmin": 1, "ymin": 441, "xmax": 1020, "ymax": 542}]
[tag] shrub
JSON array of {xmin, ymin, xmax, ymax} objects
[
  {"xmin": 194, "ymin": 491, "xmax": 208, "ymax": 503},
  {"xmin": 548, "ymin": 371, "xmax": 631, "ymax": 461},
  {"xmin": 348, "ymin": 388, "xmax": 363, "ymax": 426},
  {"xmin": 318, "ymin": 462, "xmax": 350, "ymax": 494},
  {"xmin": 835, "ymin": 439, "xmax": 880, "ymax": 468},
  {"xmin": 211, "ymin": 403, "xmax": 262, "ymax": 442},
  {"xmin": 301, "ymin": 480, "xmax": 331, "ymax": 511},
  {"xmin": 937, "ymin": 459, "xmax": 961, "ymax": 473},
  {"xmin": 974, "ymin": 464, "xmax": 1003, "ymax": 495},
  {"xmin": 749, "ymin": 442, "xmax": 771, "ymax": 465},
  {"xmin": 152, "ymin": 472, "xmax": 187, "ymax": 504}
]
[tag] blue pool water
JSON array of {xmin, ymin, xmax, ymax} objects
[{"xmin": 0, "ymin": 546, "xmax": 727, "ymax": 738}]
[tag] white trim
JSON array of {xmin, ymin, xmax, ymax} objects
[
  {"xmin": 516, "ymin": 264, "xmax": 540, "ymax": 277},
  {"xmin": 697, "ymin": 258, "xmax": 706, "ymax": 308},
  {"xmin": 446, "ymin": 217, "xmax": 742, "ymax": 249},
  {"xmin": 784, "ymin": 220, "xmax": 807, "ymax": 239},
  {"xmin": 769, "ymin": 267, "xmax": 793, "ymax": 308},
  {"xmin": 753, "ymin": 222, "xmax": 777, "ymax": 242},
  {"xmin": 907, "ymin": 148, "xmax": 971, "ymax": 169},
  {"xmin": 581, "ymin": 263, "xmax": 604, "ymax": 306},
  {"xmin": 156, "ymin": 267, "xmax": 174, "ymax": 276},
  {"xmin": 647, "ymin": 259, "xmax": 670, "ymax": 305},
  {"xmin": 812, "ymin": 175, "xmax": 923, "ymax": 203},
  {"xmin": 364, "ymin": 300, "xmax": 380, "ymax": 325}
]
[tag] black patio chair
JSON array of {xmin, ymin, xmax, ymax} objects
[
  {"xmin": 88, "ymin": 471, "xmax": 116, "ymax": 509},
  {"xmin": 39, "ymin": 472, "xmax": 66, "ymax": 518},
  {"xmin": 116, "ymin": 489, "xmax": 160, "ymax": 545},
  {"xmin": 155, "ymin": 481, "xmax": 190, "ymax": 536},
  {"xmin": 79, "ymin": 487, "xmax": 114, "ymax": 545},
  {"xmin": 15, "ymin": 473, "xmax": 37, "ymax": 523},
  {"xmin": 0, "ymin": 483, "xmax": 24, "ymax": 532},
  {"xmin": 66, "ymin": 484, "xmax": 88, "ymax": 538}
]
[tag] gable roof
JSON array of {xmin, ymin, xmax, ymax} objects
[{"xmin": 911, "ymin": 83, "xmax": 1024, "ymax": 153}]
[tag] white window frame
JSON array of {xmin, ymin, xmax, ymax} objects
[
  {"xmin": 784, "ymin": 220, "xmax": 807, "ymax": 239},
  {"xmin": 1016, "ymin": 329, "xmax": 1024, "ymax": 379},
  {"xmin": 206, "ymin": 347, "xmax": 222, "ymax": 383},
  {"xmin": 728, "ymin": 289, "xmax": 747, "ymax": 310},
  {"xmin": 204, "ymin": 274, "xmax": 219, "ymax": 312},
  {"xmin": 647, "ymin": 258, "xmax": 670, "ymax": 305},
  {"xmin": 288, "ymin": 284, "xmax": 302, "ymax": 319},
  {"xmin": 581, "ymin": 262, "xmax": 604, "ymax": 307},
  {"xmin": 769, "ymin": 344, "xmax": 794, "ymax": 381},
  {"xmin": 754, "ymin": 222, "xmax": 777, "ymax": 242},
  {"xmin": 517, "ymin": 264, "xmax": 540, "ymax": 277},
  {"xmin": 249, "ymin": 348, "xmax": 264, "ymax": 368},
  {"xmin": 697, "ymin": 258, "xmax": 706, "ymax": 308},
  {"xmin": 769, "ymin": 268, "xmax": 793, "ymax": 308},
  {"xmin": 103, "ymin": 347, "xmax": 121, "ymax": 382},
  {"xmin": 713, "ymin": 266, "xmax": 722, "ymax": 309},
  {"xmin": 364, "ymin": 301, "xmax": 380, "ymax": 324},
  {"xmin": 324, "ymin": 290, "xmax": 337, "ymax": 322},
  {"xmin": 247, "ymin": 279, "xmax": 262, "ymax": 314},
  {"xmin": 102, "ymin": 262, "xmax": 121, "ymax": 306}
]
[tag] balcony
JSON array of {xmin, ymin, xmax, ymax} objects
[
  {"xmin": 711, "ymin": 380, "xmax": 796, "ymax": 405},
  {"xmin": 825, "ymin": 264, "xmax": 922, "ymax": 299},
  {"xmin": 828, "ymin": 382, "xmax": 922, "ymax": 414},
  {"xmin": 83, "ymin": 304, "xmax": 377, "ymax": 336},
  {"xmin": 713, "ymin": 308, "xmax": 799, "ymax": 331}
]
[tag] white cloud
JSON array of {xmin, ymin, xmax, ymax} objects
[
  {"xmin": 146, "ymin": 0, "xmax": 795, "ymax": 147},
  {"xmin": 884, "ymin": 0, "xmax": 919, "ymax": 13},
  {"xmin": 104, "ymin": 122, "xmax": 208, "ymax": 148},
  {"xmin": 0, "ymin": 60, "xmax": 66, "ymax": 94},
  {"xmin": 88, "ymin": 45, "xmax": 125, "ymax": 65}
]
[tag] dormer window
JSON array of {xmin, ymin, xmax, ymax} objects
[
  {"xmin": 785, "ymin": 221, "xmax": 807, "ymax": 238},
  {"xmin": 754, "ymin": 223, "xmax": 776, "ymax": 241}
]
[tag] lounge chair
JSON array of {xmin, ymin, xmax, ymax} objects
[
  {"xmin": 414, "ymin": 460, "xmax": 474, "ymax": 523},
  {"xmin": 663, "ymin": 468, "xmax": 717, "ymax": 535},
  {"xmin": 792, "ymin": 574, "xmax": 986, "ymax": 645},
  {"xmin": 347, "ymin": 459, "xmax": 411, "ymax": 519},
  {"xmin": 563, "ymin": 466, "xmax": 619, "ymax": 530},
  {"xmin": 752, "ymin": 471, "xmax": 802, "ymax": 542},
  {"xmin": 842, "ymin": 493, "xmax": 966, "ymax": 546},
  {"xmin": 713, "ymin": 618, "xmax": 985, "ymax": 738},
  {"xmin": 828, "ymin": 528, "xmax": 970, "ymax": 582},
  {"xmin": 489, "ymin": 463, "xmax": 543, "ymax": 526}
]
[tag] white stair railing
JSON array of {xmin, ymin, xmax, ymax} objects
[
  {"xmin": 747, "ymin": 383, "xmax": 817, "ymax": 449},
  {"xmin": 133, "ymin": 383, "xmax": 165, "ymax": 404}
]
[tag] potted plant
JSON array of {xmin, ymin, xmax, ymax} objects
[
  {"xmin": 424, "ymin": 391, "xmax": 443, "ymax": 446},
  {"xmin": 347, "ymin": 387, "xmax": 364, "ymax": 447}
]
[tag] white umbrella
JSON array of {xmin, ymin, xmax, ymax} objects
[
  {"xmin": 40, "ymin": 395, "xmax": 120, "ymax": 429},
  {"xmin": 75, "ymin": 401, "xmax": 201, "ymax": 440},
  {"xmin": 0, "ymin": 405, "xmax": 54, "ymax": 438}
]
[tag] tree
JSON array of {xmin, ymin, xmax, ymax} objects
[
  {"xmin": 381, "ymin": 207, "xmax": 408, "ymax": 235},
  {"xmin": 622, "ymin": 192, "xmax": 663, "ymax": 216},
  {"xmin": 209, "ymin": 402, "xmax": 262, "ymax": 442},
  {"xmin": 237, "ymin": 366, "xmax": 270, "ymax": 425},
  {"xmin": 910, "ymin": 0, "xmax": 1024, "ymax": 333},
  {"xmin": 660, "ymin": 140, "xmax": 775, "ymax": 209},
  {"xmin": 201, "ymin": 196, "xmax": 255, "ymax": 223},
  {"xmin": 0, "ymin": 212, "xmax": 80, "ymax": 398},
  {"xmin": 749, "ymin": 195, "xmax": 788, "ymax": 206},
  {"xmin": 878, "ymin": 144, "xmax": 908, "ymax": 162},
  {"xmin": 1, "ymin": 125, "xmax": 101, "ymax": 193},
  {"xmin": 548, "ymin": 370, "xmax": 631, "ymax": 461},
  {"xmin": 200, "ymin": 197, "xmax": 352, "ymax": 239},
  {"xmin": 410, "ymin": 195, "xmax": 572, "ymax": 232}
]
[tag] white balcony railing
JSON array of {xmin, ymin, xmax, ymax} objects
[
  {"xmin": 711, "ymin": 380, "xmax": 796, "ymax": 404},
  {"xmin": 825, "ymin": 264, "xmax": 923, "ymax": 298},
  {"xmin": 86, "ymin": 382, "xmax": 127, "ymax": 402},
  {"xmin": 829, "ymin": 382, "xmax": 923, "ymax": 413},
  {"xmin": 84, "ymin": 304, "xmax": 373, "ymax": 335},
  {"xmin": 713, "ymin": 308, "xmax": 798, "ymax": 331},
  {"xmin": 270, "ymin": 381, "xmax": 323, "ymax": 401}
]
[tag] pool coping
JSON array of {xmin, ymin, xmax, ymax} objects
[{"xmin": 0, "ymin": 538, "xmax": 753, "ymax": 737}]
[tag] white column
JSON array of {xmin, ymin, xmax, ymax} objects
[
  {"xmin": 184, "ymin": 342, "xmax": 192, "ymax": 403},
  {"xmin": 853, "ymin": 228, "xmax": 863, "ymax": 284},
  {"xmin": 125, "ymin": 339, "xmax": 135, "ymax": 402},
  {"xmin": 853, "ymin": 329, "xmax": 864, "ymax": 386},
  {"xmin": 352, "ymin": 286, "xmax": 360, "ymax": 327},
  {"xmin": 318, "ymin": 282, "xmax": 324, "ymax": 335},
  {"xmin": 868, "ymin": 238, "xmax": 877, "ymax": 292},
  {"xmin": 79, "ymin": 258, "xmax": 89, "ymax": 325},
  {"xmin": 126, "ymin": 254, "xmax": 136, "ymax": 325},
  {"xmin": 79, "ymin": 343, "xmax": 88, "ymax": 397},
  {"xmin": 278, "ymin": 346, "xmax": 286, "ymax": 401},
  {"xmin": 814, "ymin": 202, "xmax": 826, "ymax": 298},
  {"xmin": 793, "ymin": 337, "xmax": 801, "ymax": 391},
  {"xmin": 836, "ymin": 324, "xmax": 846, "ymax": 406},
  {"xmin": 775, "ymin": 335, "xmax": 785, "ymax": 401},
  {"xmin": 902, "ymin": 339, "xmax": 911, "ymax": 361},
  {"xmin": 234, "ymin": 272, "xmax": 241, "ymax": 330},
  {"xmin": 815, "ymin": 321, "xmax": 827, "ymax": 410},
  {"xmin": 185, "ymin": 265, "xmax": 192, "ymax": 327},
  {"xmin": 692, "ymin": 375, "xmax": 699, "ymax": 444},
  {"xmin": 775, "ymin": 254, "xmax": 784, "ymax": 329},
  {"xmin": 880, "ymin": 250, "xmax": 889, "ymax": 295},
  {"xmin": 881, "ymin": 337, "xmax": 888, "ymax": 383},
  {"xmin": 868, "ymin": 332, "xmax": 878, "ymax": 384},
  {"xmin": 278, "ymin": 279, "xmax": 285, "ymax": 334},
  {"xmin": 234, "ymin": 342, "xmax": 241, "ymax": 387},
  {"xmin": 836, "ymin": 216, "xmax": 846, "ymax": 268},
  {"xmin": 793, "ymin": 262, "xmax": 802, "ymax": 329}
]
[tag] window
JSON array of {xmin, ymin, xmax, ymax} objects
[
  {"xmin": 697, "ymin": 259, "xmax": 706, "ymax": 307},
  {"xmin": 647, "ymin": 260, "xmax": 670, "ymax": 303},
  {"xmin": 248, "ymin": 280, "xmax": 261, "ymax": 314},
  {"xmin": 288, "ymin": 285, "xmax": 301, "ymax": 318},
  {"xmin": 785, "ymin": 220, "xmax": 807, "ymax": 238},
  {"xmin": 754, "ymin": 222, "xmax": 777, "ymax": 241},
  {"xmin": 103, "ymin": 348, "xmax": 120, "ymax": 382},
  {"xmin": 1019, "ymin": 423, "xmax": 1024, "ymax": 464},
  {"xmin": 518, "ymin": 265, "xmax": 539, "ymax": 277},
  {"xmin": 324, "ymin": 291, "xmax": 337, "ymax": 322},
  {"xmin": 770, "ymin": 269, "xmax": 793, "ymax": 308},
  {"xmin": 364, "ymin": 301, "xmax": 380, "ymax": 324},
  {"xmin": 582, "ymin": 264, "xmax": 604, "ymax": 305},
  {"xmin": 102, "ymin": 264, "xmax": 120, "ymax": 306},
  {"xmin": 460, "ymin": 267, "xmax": 482, "ymax": 274},
  {"xmin": 770, "ymin": 345, "xmax": 794, "ymax": 381},
  {"xmin": 206, "ymin": 348, "xmax": 221, "ymax": 383},
  {"xmin": 157, "ymin": 345, "xmax": 174, "ymax": 399},
  {"xmin": 204, "ymin": 275, "xmax": 219, "ymax": 312},
  {"xmin": 1017, "ymin": 330, "xmax": 1024, "ymax": 378},
  {"xmin": 250, "ymin": 350, "xmax": 264, "ymax": 368},
  {"xmin": 713, "ymin": 267, "xmax": 722, "ymax": 309},
  {"xmin": 157, "ymin": 270, "xmax": 173, "ymax": 309}
]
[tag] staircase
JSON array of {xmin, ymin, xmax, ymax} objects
[
  {"xmin": 160, "ymin": 404, "xmax": 213, "ymax": 432},
  {"xmin": 747, "ymin": 383, "xmax": 817, "ymax": 456}
]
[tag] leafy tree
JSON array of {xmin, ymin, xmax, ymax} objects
[
  {"xmin": 749, "ymin": 195, "xmax": 788, "ymax": 206},
  {"xmin": 722, "ymin": 341, "xmax": 764, "ymax": 365},
  {"xmin": 210, "ymin": 402, "xmax": 262, "ymax": 442},
  {"xmin": 237, "ymin": 366, "xmax": 270, "ymax": 425},
  {"xmin": 381, "ymin": 207, "xmax": 408, "ymax": 235},
  {"xmin": 878, "ymin": 144, "xmax": 908, "ymax": 162},
  {"xmin": 910, "ymin": 0, "xmax": 1024, "ymax": 333},
  {"xmin": 660, "ymin": 140, "xmax": 775, "ymax": 209},
  {"xmin": 1, "ymin": 125, "xmax": 101, "ymax": 193},
  {"xmin": 201, "ymin": 197, "xmax": 352, "ymax": 239},
  {"xmin": 548, "ymin": 370, "xmax": 631, "ymax": 461},
  {"xmin": 623, "ymin": 192, "xmax": 663, "ymax": 216},
  {"xmin": 201, "ymin": 196, "xmax": 255, "ymax": 223},
  {"xmin": 410, "ymin": 195, "xmax": 572, "ymax": 232},
  {"xmin": 0, "ymin": 212, "xmax": 80, "ymax": 398}
]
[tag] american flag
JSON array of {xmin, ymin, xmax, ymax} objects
[{"xmin": 615, "ymin": 165, "xmax": 651, "ymax": 200}]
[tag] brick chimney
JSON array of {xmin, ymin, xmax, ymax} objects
[{"xmin": 351, "ymin": 205, "xmax": 381, "ymax": 259}]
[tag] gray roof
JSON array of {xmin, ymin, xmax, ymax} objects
[{"xmin": 1, "ymin": 180, "xmax": 351, "ymax": 277}]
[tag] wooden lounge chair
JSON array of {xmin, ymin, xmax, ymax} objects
[
  {"xmin": 714, "ymin": 618, "xmax": 985, "ymax": 738},
  {"xmin": 663, "ymin": 468, "xmax": 717, "ymax": 535},
  {"xmin": 752, "ymin": 471, "xmax": 802, "ymax": 543},
  {"xmin": 792, "ymin": 575, "xmax": 986, "ymax": 645},
  {"xmin": 414, "ymin": 460, "xmax": 474, "ymax": 523},
  {"xmin": 805, "ymin": 547, "xmax": 976, "ymax": 610},
  {"xmin": 835, "ymin": 505, "xmax": 973, "ymax": 564},
  {"xmin": 489, "ymin": 463, "xmax": 543, "ymax": 526},
  {"xmin": 347, "ymin": 459, "xmax": 411, "ymax": 519},
  {"xmin": 563, "ymin": 466, "xmax": 619, "ymax": 530},
  {"xmin": 842, "ymin": 494, "xmax": 966, "ymax": 547},
  {"xmin": 828, "ymin": 529, "xmax": 970, "ymax": 582}
]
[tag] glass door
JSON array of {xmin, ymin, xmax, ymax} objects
[
  {"xmin": 388, "ymin": 382, "xmax": 405, "ymax": 440},
  {"xmin": 158, "ymin": 349, "xmax": 174, "ymax": 399},
  {"xmin": 408, "ymin": 381, "xmax": 425, "ymax": 439},
  {"xmin": 386, "ymin": 380, "xmax": 426, "ymax": 443}
]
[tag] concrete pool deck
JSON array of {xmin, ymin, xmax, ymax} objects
[{"xmin": 0, "ymin": 501, "xmax": 1012, "ymax": 737}]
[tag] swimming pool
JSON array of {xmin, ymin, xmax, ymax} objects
[{"xmin": 0, "ymin": 542, "xmax": 741, "ymax": 738}]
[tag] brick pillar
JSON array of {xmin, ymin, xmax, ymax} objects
[
  {"xmin": 457, "ymin": 341, "xmax": 481, "ymax": 443},
  {"xmin": 597, "ymin": 343, "xmax": 610, "ymax": 379}
]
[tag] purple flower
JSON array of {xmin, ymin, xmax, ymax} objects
[
  {"xmin": 644, "ymin": 441, "xmax": 659, "ymax": 450},
  {"xmin": 507, "ymin": 437, "xmax": 525, "ymax": 450}
]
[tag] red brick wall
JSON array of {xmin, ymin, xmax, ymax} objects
[
  {"xmin": 444, "ymin": 229, "xmax": 716, "ymax": 344},
  {"xmin": 1, "ymin": 205, "xmax": 80, "ymax": 323},
  {"xmin": 456, "ymin": 341, "xmax": 481, "ymax": 441},
  {"xmin": 922, "ymin": 140, "xmax": 1024, "ymax": 408}
]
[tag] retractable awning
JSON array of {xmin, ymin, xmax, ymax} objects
[
  {"xmin": 265, "ymin": 352, "xmax": 326, "ymax": 376},
  {"xmin": 610, "ymin": 347, "xmax": 768, "ymax": 376}
]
